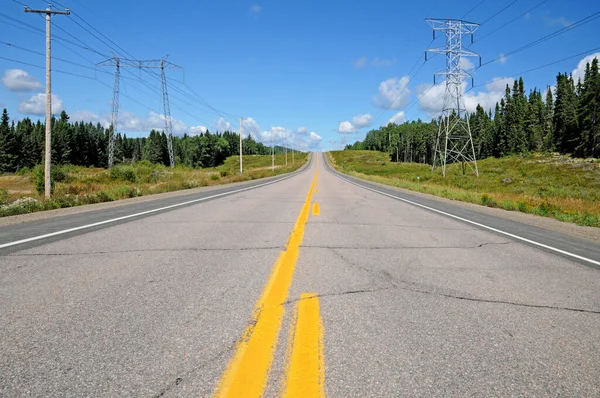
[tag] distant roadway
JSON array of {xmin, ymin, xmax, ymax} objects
[{"xmin": 1, "ymin": 153, "xmax": 599, "ymax": 397}]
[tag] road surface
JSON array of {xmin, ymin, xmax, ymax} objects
[{"xmin": 1, "ymin": 153, "xmax": 599, "ymax": 397}]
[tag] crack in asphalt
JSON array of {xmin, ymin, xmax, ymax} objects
[
  {"xmin": 308, "ymin": 221, "xmax": 475, "ymax": 230},
  {"xmin": 150, "ymin": 345, "xmax": 233, "ymax": 398},
  {"xmin": 285, "ymin": 283, "xmax": 600, "ymax": 315},
  {"xmin": 5, "ymin": 246, "xmax": 283, "ymax": 257},
  {"xmin": 300, "ymin": 241, "xmax": 512, "ymax": 250},
  {"xmin": 314, "ymin": 247, "xmax": 600, "ymax": 315}
]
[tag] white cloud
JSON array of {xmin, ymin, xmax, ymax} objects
[
  {"xmin": 572, "ymin": 53, "xmax": 600, "ymax": 83},
  {"xmin": 546, "ymin": 16, "xmax": 572, "ymax": 27},
  {"xmin": 371, "ymin": 57, "xmax": 397, "ymax": 67},
  {"xmin": 484, "ymin": 77, "xmax": 514, "ymax": 93},
  {"xmin": 338, "ymin": 113, "xmax": 373, "ymax": 134},
  {"xmin": 251, "ymin": 4, "xmax": 262, "ymax": 13},
  {"xmin": 189, "ymin": 125, "xmax": 207, "ymax": 135},
  {"xmin": 146, "ymin": 111, "xmax": 188, "ymax": 134},
  {"xmin": 351, "ymin": 113, "xmax": 372, "ymax": 128},
  {"xmin": 240, "ymin": 117, "xmax": 260, "ymax": 137},
  {"xmin": 338, "ymin": 121, "xmax": 355, "ymax": 134},
  {"xmin": 418, "ymin": 76, "xmax": 514, "ymax": 116},
  {"xmin": 19, "ymin": 93, "xmax": 63, "ymax": 115},
  {"xmin": 70, "ymin": 110, "xmax": 111, "ymax": 128},
  {"xmin": 373, "ymin": 76, "xmax": 411, "ymax": 110},
  {"xmin": 497, "ymin": 53, "xmax": 507, "ymax": 64},
  {"xmin": 70, "ymin": 109, "xmax": 200, "ymax": 136},
  {"xmin": 353, "ymin": 57, "xmax": 367, "ymax": 69},
  {"xmin": 2, "ymin": 69, "xmax": 43, "ymax": 92},
  {"xmin": 460, "ymin": 58, "xmax": 474, "ymax": 70},
  {"xmin": 260, "ymin": 126, "xmax": 291, "ymax": 143},
  {"xmin": 387, "ymin": 110, "xmax": 405, "ymax": 125},
  {"xmin": 297, "ymin": 126, "xmax": 308, "ymax": 135},
  {"xmin": 309, "ymin": 131, "xmax": 322, "ymax": 142},
  {"xmin": 256, "ymin": 126, "xmax": 323, "ymax": 151},
  {"xmin": 214, "ymin": 117, "xmax": 232, "ymax": 132}
]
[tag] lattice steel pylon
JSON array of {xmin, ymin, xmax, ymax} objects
[
  {"xmin": 160, "ymin": 59, "xmax": 175, "ymax": 167},
  {"xmin": 97, "ymin": 55, "xmax": 181, "ymax": 167},
  {"xmin": 97, "ymin": 56, "xmax": 120, "ymax": 168},
  {"xmin": 426, "ymin": 18, "xmax": 480, "ymax": 177}
]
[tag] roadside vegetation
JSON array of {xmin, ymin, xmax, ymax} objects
[
  {"xmin": 0, "ymin": 153, "xmax": 307, "ymax": 217},
  {"xmin": 328, "ymin": 150, "xmax": 600, "ymax": 227}
]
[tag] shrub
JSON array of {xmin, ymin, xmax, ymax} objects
[
  {"xmin": 32, "ymin": 165, "xmax": 51, "ymax": 194},
  {"xmin": 210, "ymin": 174, "xmax": 220, "ymax": 180},
  {"xmin": 517, "ymin": 201, "xmax": 529, "ymax": 212},
  {"xmin": 537, "ymin": 201, "xmax": 553, "ymax": 216},
  {"xmin": 480, "ymin": 194, "xmax": 497, "ymax": 207},
  {"xmin": 220, "ymin": 170, "xmax": 229, "ymax": 177},
  {"xmin": 16, "ymin": 166, "xmax": 31, "ymax": 176},
  {"xmin": 96, "ymin": 191, "xmax": 114, "ymax": 202},
  {"xmin": 0, "ymin": 188, "xmax": 9, "ymax": 205},
  {"xmin": 110, "ymin": 165, "xmax": 137, "ymax": 183},
  {"xmin": 31, "ymin": 165, "xmax": 69, "ymax": 194}
]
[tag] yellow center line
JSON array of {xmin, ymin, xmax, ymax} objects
[
  {"xmin": 312, "ymin": 202, "xmax": 320, "ymax": 216},
  {"xmin": 282, "ymin": 293, "xmax": 326, "ymax": 398},
  {"xmin": 213, "ymin": 169, "xmax": 319, "ymax": 398}
]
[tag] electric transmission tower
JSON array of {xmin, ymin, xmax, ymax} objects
[
  {"xmin": 426, "ymin": 19, "xmax": 480, "ymax": 177},
  {"xmin": 97, "ymin": 55, "xmax": 181, "ymax": 167},
  {"xmin": 97, "ymin": 56, "xmax": 120, "ymax": 168}
]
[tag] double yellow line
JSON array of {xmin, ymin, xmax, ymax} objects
[{"xmin": 214, "ymin": 166, "xmax": 325, "ymax": 397}]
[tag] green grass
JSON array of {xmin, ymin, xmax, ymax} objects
[
  {"xmin": 328, "ymin": 150, "xmax": 600, "ymax": 227},
  {"xmin": 0, "ymin": 153, "xmax": 308, "ymax": 217}
]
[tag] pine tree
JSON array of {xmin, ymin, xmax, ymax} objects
[
  {"xmin": 576, "ymin": 58, "xmax": 600, "ymax": 157},
  {"xmin": 52, "ymin": 111, "xmax": 72, "ymax": 164},
  {"xmin": 542, "ymin": 87, "xmax": 555, "ymax": 151},
  {"xmin": 525, "ymin": 89, "xmax": 544, "ymax": 151},
  {"xmin": 553, "ymin": 73, "xmax": 579, "ymax": 153},
  {"xmin": 0, "ymin": 109, "xmax": 19, "ymax": 172}
]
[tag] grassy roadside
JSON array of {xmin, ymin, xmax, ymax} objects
[
  {"xmin": 328, "ymin": 150, "xmax": 600, "ymax": 228},
  {"xmin": 0, "ymin": 153, "xmax": 308, "ymax": 217}
]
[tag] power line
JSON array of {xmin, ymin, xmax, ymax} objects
[
  {"xmin": 480, "ymin": 0, "xmax": 519, "ymax": 26},
  {"xmin": 470, "ymin": 46, "xmax": 600, "ymax": 90},
  {"xmin": 461, "ymin": 0, "xmax": 487, "ymax": 19},
  {"xmin": 0, "ymin": 40, "xmax": 113, "ymax": 76},
  {"xmin": 0, "ymin": 17, "xmax": 45, "ymax": 35},
  {"xmin": 476, "ymin": 0, "xmax": 549, "ymax": 42},
  {"xmin": 49, "ymin": 18, "xmax": 110, "ymax": 58},
  {"xmin": 481, "ymin": 10, "xmax": 600, "ymax": 67},
  {"xmin": 9, "ymin": 3, "xmax": 243, "ymax": 132},
  {"xmin": 370, "ymin": 36, "xmax": 436, "ymax": 127},
  {"xmin": 0, "ymin": 11, "xmax": 44, "ymax": 32}
]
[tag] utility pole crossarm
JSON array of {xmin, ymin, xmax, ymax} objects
[{"xmin": 24, "ymin": 6, "xmax": 70, "ymax": 15}]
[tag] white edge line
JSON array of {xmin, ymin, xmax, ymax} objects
[
  {"xmin": 326, "ymin": 157, "xmax": 600, "ymax": 267},
  {"xmin": 0, "ymin": 168, "xmax": 306, "ymax": 250}
]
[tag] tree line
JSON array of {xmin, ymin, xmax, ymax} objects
[
  {"xmin": 347, "ymin": 57, "xmax": 600, "ymax": 162},
  {"xmin": 0, "ymin": 109, "xmax": 283, "ymax": 172}
]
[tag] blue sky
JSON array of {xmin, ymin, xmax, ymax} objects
[{"xmin": 1, "ymin": 0, "xmax": 599, "ymax": 151}]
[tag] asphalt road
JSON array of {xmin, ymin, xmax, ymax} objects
[{"xmin": 1, "ymin": 153, "xmax": 599, "ymax": 397}]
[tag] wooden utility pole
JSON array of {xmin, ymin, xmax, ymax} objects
[
  {"xmin": 25, "ymin": 4, "xmax": 70, "ymax": 198},
  {"xmin": 239, "ymin": 118, "xmax": 243, "ymax": 174}
]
